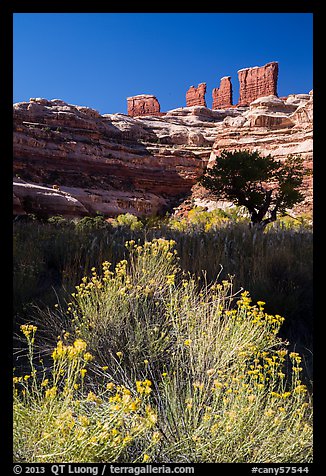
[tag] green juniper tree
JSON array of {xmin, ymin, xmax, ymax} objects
[{"xmin": 199, "ymin": 149, "xmax": 307, "ymax": 229}]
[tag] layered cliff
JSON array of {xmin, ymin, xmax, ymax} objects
[
  {"xmin": 13, "ymin": 91, "xmax": 313, "ymax": 218},
  {"xmin": 13, "ymin": 98, "xmax": 216, "ymax": 217},
  {"xmin": 203, "ymin": 92, "xmax": 313, "ymax": 214}
]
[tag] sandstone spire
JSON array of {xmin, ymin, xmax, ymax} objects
[
  {"xmin": 237, "ymin": 62, "xmax": 278, "ymax": 106},
  {"xmin": 186, "ymin": 83, "xmax": 207, "ymax": 107},
  {"xmin": 212, "ymin": 76, "xmax": 233, "ymax": 109}
]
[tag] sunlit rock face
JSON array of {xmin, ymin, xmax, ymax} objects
[
  {"xmin": 127, "ymin": 94, "xmax": 161, "ymax": 117},
  {"xmin": 13, "ymin": 89, "xmax": 312, "ymax": 218},
  {"xmin": 186, "ymin": 83, "xmax": 207, "ymax": 107},
  {"xmin": 13, "ymin": 99, "xmax": 212, "ymax": 217},
  {"xmin": 212, "ymin": 77, "xmax": 233, "ymax": 109},
  {"xmin": 237, "ymin": 62, "xmax": 279, "ymax": 106},
  {"xmin": 208, "ymin": 92, "xmax": 313, "ymax": 215}
]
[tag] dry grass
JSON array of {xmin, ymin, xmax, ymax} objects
[{"xmin": 14, "ymin": 239, "xmax": 313, "ymax": 463}]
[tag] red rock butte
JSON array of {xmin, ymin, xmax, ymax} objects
[
  {"xmin": 237, "ymin": 62, "xmax": 278, "ymax": 107},
  {"xmin": 212, "ymin": 76, "xmax": 233, "ymax": 109},
  {"xmin": 186, "ymin": 83, "xmax": 207, "ymax": 107},
  {"xmin": 127, "ymin": 94, "xmax": 161, "ymax": 117}
]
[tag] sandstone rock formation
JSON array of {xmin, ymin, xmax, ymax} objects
[
  {"xmin": 13, "ymin": 99, "xmax": 215, "ymax": 217},
  {"xmin": 245, "ymin": 95, "xmax": 296, "ymax": 128},
  {"xmin": 13, "ymin": 178, "xmax": 166, "ymax": 218},
  {"xmin": 208, "ymin": 92, "xmax": 313, "ymax": 214},
  {"xmin": 212, "ymin": 77, "xmax": 233, "ymax": 109},
  {"xmin": 127, "ymin": 94, "xmax": 161, "ymax": 117},
  {"xmin": 186, "ymin": 83, "xmax": 207, "ymax": 107},
  {"xmin": 13, "ymin": 91, "xmax": 312, "ymax": 218},
  {"xmin": 238, "ymin": 62, "xmax": 278, "ymax": 106},
  {"xmin": 287, "ymin": 93, "xmax": 313, "ymax": 127}
]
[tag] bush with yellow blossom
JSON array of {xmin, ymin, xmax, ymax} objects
[
  {"xmin": 14, "ymin": 239, "xmax": 312, "ymax": 463},
  {"xmin": 14, "ymin": 327, "xmax": 159, "ymax": 463}
]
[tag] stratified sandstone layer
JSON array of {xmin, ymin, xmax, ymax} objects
[
  {"xmin": 13, "ymin": 91, "xmax": 312, "ymax": 218},
  {"xmin": 13, "ymin": 99, "xmax": 217, "ymax": 217},
  {"xmin": 238, "ymin": 62, "xmax": 278, "ymax": 106},
  {"xmin": 206, "ymin": 92, "xmax": 313, "ymax": 214},
  {"xmin": 212, "ymin": 77, "xmax": 233, "ymax": 109},
  {"xmin": 186, "ymin": 83, "xmax": 207, "ymax": 107},
  {"xmin": 127, "ymin": 94, "xmax": 161, "ymax": 117}
]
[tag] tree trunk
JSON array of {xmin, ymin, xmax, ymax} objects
[
  {"xmin": 250, "ymin": 206, "xmax": 278, "ymax": 231},
  {"xmin": 249, "ymin": 191, "xmax": 277, "ymax": 230}
]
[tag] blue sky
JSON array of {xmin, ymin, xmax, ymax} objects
[{"xmin": 13, "ymin": 13, "xmax": 313, "ymax": 114}]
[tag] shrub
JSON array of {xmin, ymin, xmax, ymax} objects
[
  {"xmin": 13, "ymin": 218, "xmax": 313, "ymax": 367},
  {"xmin": 112, "ymin": 213, "xmax": 143, "ymax": 231},
  {"xmin": 14, "ymin": 326, "xmax": 158, "ymax": 463},
  {"xmin": 74, "ymin": 215, "xmax": 110, "ymax": 231},
  {"xmin": 47, "ymin": 215, "xmax": 68, "ymax": 227},
  {"xmin": 15, "ymin": 239, "xmax": 312, "ymax": 463},
  {"xmin": 199, "ymin": 150, "xmax": 307, "ymax": 229},
  {"xmin": 65, "ymin": 238, "xmax": 179, "ymax": 377}
]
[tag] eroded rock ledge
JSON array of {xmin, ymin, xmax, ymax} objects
[{"xmin": 13, "ymin": 91, "xmax": 313, "ymax": 218}]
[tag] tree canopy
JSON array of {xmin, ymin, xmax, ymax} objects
[{"xmin": 199, "ymin": 149, "xmax": 306, "ymax": 228}]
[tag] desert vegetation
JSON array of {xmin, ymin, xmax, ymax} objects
[
  {"xmin": 200, "ymin": 150, "xmax": 307, "ymax": 229},
  {"xmin": 13, "ymin": 209, "xmax": 313, "ymax": 463}
]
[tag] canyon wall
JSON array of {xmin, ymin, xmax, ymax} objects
[
  {"xmin": 13, "ymin": 89, "xmax": 313, "ymax": 218},
  {"xmin": 205, "ymin": 92, "xmax": 313, "ymax": 215},
  {"xmin": 13, "ymin": 98, "xmax": 214, "ymax": 217}
]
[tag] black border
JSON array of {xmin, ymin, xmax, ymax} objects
[
  {"xmin": 2, "ymin": 1, "xmax": 319, "ymax": 13},
  {"xmin": 2, "ymin": 1, "xmax": 321, "ymax": 472}
]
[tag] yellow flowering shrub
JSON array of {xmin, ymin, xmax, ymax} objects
[
  {"xmin": 13, "ymin": 326, "xmax": 160, "ymax": 463},
  {"xmin": 14, "ymin": 239, "xmax": 312, "ymax": 463}
]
